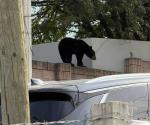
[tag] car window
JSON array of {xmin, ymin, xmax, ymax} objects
[
  {"xmin": 106, "ymin": 84, "xmax": 148, "ymax": 120},
  {"xmin": 30, "ymin": 92, "xmax": 75, "ymax": 122}
]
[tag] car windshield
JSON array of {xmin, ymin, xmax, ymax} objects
[{"xmin": 30, "ymin": 92, "xmax": 75, "ymax": 123}]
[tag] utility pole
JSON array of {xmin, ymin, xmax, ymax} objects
[
  {"xmin": 0, "ymin": 0, "xmax": 30, "ymax": 124},
  {"xmin": 23, "ymin": 0, "xmax": 32, "ymax": 83}
]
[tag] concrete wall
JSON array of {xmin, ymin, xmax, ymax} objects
[
  {"xmin": 32, "ymin": 38, "xmax": 150, "ymax": 72},
  {"xmin": 91, "ymin": 101, "xmax": 132, "ymax": 125},
  {"xmin": 32, "ymin": 42, "xmax": 60, "ymax": 63},
  {"xmin": 88, "ymin": 38, "xmax": 150, "ymax": 72}
]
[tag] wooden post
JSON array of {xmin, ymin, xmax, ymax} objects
[
  {"xmin": 0, "ymin": 0, "xmax": 30, "ymax": 124},
  {"xmin": 23, "ymin": 0, "xmax": 32, "ymax": 83}
]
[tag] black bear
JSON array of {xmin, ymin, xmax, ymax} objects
[{"xmin": 58, "ymin": 37, "xmax": 96, "ymax": 67}]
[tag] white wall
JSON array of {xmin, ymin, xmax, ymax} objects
[
  {"xmin": 32, "ymin": 38, "xmax": 150, "ymax": 72},
  {"xmin": 32, "ymin": 42, "xmax": 61, "ymax": 63},
  {"xmin": 32, "ymin": 41, "xmax": 92, "ymax": 67},
  {"xmin": 88, "ymin": 38, "xmax": 150, "ymax": 72}
]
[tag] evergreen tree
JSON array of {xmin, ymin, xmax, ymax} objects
[{"xmin": 32, "ymin": 0, "xmax": 150, "ymax": 44}]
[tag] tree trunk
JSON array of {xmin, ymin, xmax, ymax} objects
[{"xmin": 0, "ymin": 0, "xmax": 30, "ymax": 124}]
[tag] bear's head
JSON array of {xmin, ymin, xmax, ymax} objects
[{"xmin": 86, "ymin": 46, "xmax": 96, "ymax": 60}]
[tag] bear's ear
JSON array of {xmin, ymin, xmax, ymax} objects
[{"xmin": 90, "ymin": 46, "xmax": 92, "ymax": 49}]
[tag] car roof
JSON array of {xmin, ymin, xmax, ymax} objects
[
  {"xmin": 30, "ymin": 73, "xmax": 150, "ymax": 93},
  {"xmin": 29, "ymin": 79, "xmax": 89, "ymax": 92}
]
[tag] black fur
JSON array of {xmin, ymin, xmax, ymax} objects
[{"xmin": 58, "ymin": 38, "xmax": 96, "ymax": 67}]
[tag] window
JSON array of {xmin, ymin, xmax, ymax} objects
[
  {"xmin": 106, "ymin": 84, "xmax": 148, "ymax": 120},
  {"xmin": 30, "ymin": 92, "xmax": 75, "ymax": 122}
]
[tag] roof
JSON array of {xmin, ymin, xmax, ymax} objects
[{"xmin": 30, "ymin": 73, "xmax": 150, "ymax": 93}]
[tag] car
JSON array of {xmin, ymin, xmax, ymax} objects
[
  {"xmin": 1, "ymin": 73, "xmax": 150, "ymax": 124},
  {"xmin": 29, "ymin": 73, "xmax": 150, "ymax": 124},
  {"xmin": 31, "ymin": 78, "xmax": 45, "ymax": 85}
]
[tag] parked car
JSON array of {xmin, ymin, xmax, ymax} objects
[
  {"xmin": 1, "ymin": 73, "xmax": 150, "ymax": 125},
  {"xmin": 29, "ymin": 73, "xmax": 150, "ymax": 124},
  {"xmin": 31, "ymin": 78, "xmax": 45, "ymax": 85}
]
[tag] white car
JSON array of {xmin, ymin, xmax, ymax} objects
[{"xmin": 26, "ymin": 73, "xmax": 150, "ymax": 124}]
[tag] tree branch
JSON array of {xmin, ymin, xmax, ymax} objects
[{"xmin": 31, "ymin": 0, "xmax": 48, "ymax": 6}]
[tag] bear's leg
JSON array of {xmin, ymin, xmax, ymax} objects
[
  {"xmin": 66, "ymin": 57, "xmax": 74, "ymax": 66},
  {"xmin": 76, "ymin": 54, "xmax": 84, "ymax": 67},
  {"xmin": 59, "ymin": 51, "xmax": 66, "ymax": 63},
  {"xmin": 63, "ymin": 54, "xmax": 74, "ymax": 66}
]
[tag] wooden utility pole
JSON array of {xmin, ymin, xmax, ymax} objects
[
  {"xmin": 23, "ymin": 0, "xmax": 32, "ymax": 83},
  {"xmin": 0, "ymin": 0, "xmax": 30, "ymax": 124}
]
